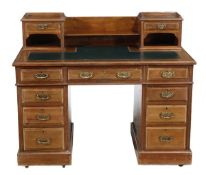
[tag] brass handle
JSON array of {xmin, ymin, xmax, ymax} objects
[
  {"xmin": 159, "ymin": 112, "xmax": 174, "ymax": 119},
  {"xmin": 116, "ymin": 71, "xmax": 131, "ymax": 79},
  {"xmin": 34, "ymin": 73, "xmax": 49, "ymax": 79},
  {"xmin": 36, "ymin": 93, "xmax": 50, "ymax": 101},
  {"xmin": 161, "ymin": 71, "xmax": 175, "ymax": 79},
  {"xmin": 79, "ymin": 72, "xmax": 93, "ymax": 79},
  {"xmin": 159, "ymin": 136, "xmax": 173, "ymax": 143},
  {"xmin": 36, "ymin": 114, "xmax": 50, "ymax": 121},
  {"xmin": 36, "ymin": 138, "xmax": 51, "ymax": 145},
  {"xmin": 160, "ymin": 90, "xmax": 175, "ymax": 99},
  {"xmin": 37, "ymin": 24, "xmax": 48, "ymax": 30},
  {"xmin": 157, "ymin": 23, "xmax": 166, "ymax": 30}
]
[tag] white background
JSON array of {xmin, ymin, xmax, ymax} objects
[{"xmin": 0, "ymin": 0, "xmax": 205, "ymax": 175}]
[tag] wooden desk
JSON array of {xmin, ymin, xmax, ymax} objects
[{"xmin": 13, "ymin": 12, "xmax": 196, "ymax": 167}]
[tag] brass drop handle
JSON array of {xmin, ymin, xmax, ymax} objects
[
  {"xmin": 37, "ymin": 23, "xmax": 48, "ymax": 30},
  {"xmin": 79, "ymin": 72, "xmax": 93, "ymax": 79},
  {"xmin": 36, "ymin": 93, "xmax": 50, "ymax": 101},
  {"xmin": 159, "ymin": 112, "xmax": 174, "ymax": 119},
  {"xmin": 159, "ymin": 136, "xmax": 173, "ymax": 143},
  {"xmin": 157, "ymin": 23, "xmax": 166, "ymax": 30},
  {"xmin": 36, "ymin": 114, "xmax": 50, "ymax": 121},
  {"xmin": 34, "ymin": 73, "xmax": 49, "ymax": 79},
  {"xmin": 161, "ymin": 71, "xmax": 175, "ymax": 79},
  {"xmin": 160, "ymin": 90, "xmax": 175, "ymax": 99},
  {"xmin": 116, "ymin": 71, "xmax": 131, "ymax": 79},
  {"xmin": 36, "ymin": 138, "xmax": 51, "ymax": 145}
]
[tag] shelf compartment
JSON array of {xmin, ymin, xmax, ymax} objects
[
  {"xmin": 26, "ymin": 34, "xmax": 61, "ymax": 47},
  {"xmin": 144, "ymin": 33, "xmax": 178, "ymax": 46}
]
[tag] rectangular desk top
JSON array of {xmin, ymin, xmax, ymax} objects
[{"xmin": 13, "ymin": 46, "xmax": 196, "ymax": 67}]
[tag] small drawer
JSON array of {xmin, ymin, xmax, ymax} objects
[
  {"xmin": 146, "ymin": 87, "xmax": 188, "ymax": 102},
  {"xmin": 68, "ymin": 68, "xmax": 142, "ymax": 82},
  {"xmin": 21, "ymin": 87, "xmax": 64, "ymax": 105},
  {"xmin": 147, "ymin": 67, "xmax": 189, "ymax": 81},
  {"xmin": 146, "ymin": 127, "xmax": 186, "ymax": 150},
  {"xmin": 25, "ymin": 22, "xmax": 61, "ymax": 33},
  {"xmin": 19, "ymin": 68, "xmax": 64, "ymax": 83},
  {"xmin": 146, "ymin": 105, "xmax": 187, "ymax": 123},
  {"xmin": 23, "ymin": 107, "xmax": 64, "ymax": 125},
  {"xmin": 144, "ymin": 22, "xmax": 179, "ymax": 31},
  {"xmin": 23, "ymin": 128, "xmax": 64, "ymax": 150}
]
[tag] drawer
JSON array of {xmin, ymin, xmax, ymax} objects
[
  {"xmin": 147, "ymin": 67, "xmax": 189, "ymax": 81},
  {"xmin": 146, "ymin": 127, "xmax": 186, "ymax": 150},
  {"xmin": 144, "ymin": 22, "xmax": 179, "ymax": 31},
  {"xmin": 21, "ymin": 87, "xmax": 64, "ymax": 105},
  {"xmin": 23, "ymin": 128, "xmax": 64, "ymax": 150},
  {"xmin": 68, "ymin": 68, "xmax": 142, "ymax": 82},
  {"xmin": 25, "ymin": 22, "xmax": 61, "ymax": 33},
  {"xmin": 146, "ymin": 87, "xmax": 188, "ymax": 102},
  {"xmin": 19, "ymin": 68, "xmax": 64, "ymax": 83},
  {"xmin": 146, "ymin": 105, "xmax": 187, "ymax": 123},
  {"xmin": 23, "ymin": 107, "xmax": 64, "ymax": 125}
]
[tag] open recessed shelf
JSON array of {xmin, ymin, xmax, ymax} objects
[
  {"xmin": 144, "ymin": 33, "xmax": 178, "ymax": 46},
  {"xmin": 64, "ymin": 35, "xmax": 140, "ymax": 47},
  {"xmin": 26, "ymin": 34, "xmax": 61, "ymax": 47}
]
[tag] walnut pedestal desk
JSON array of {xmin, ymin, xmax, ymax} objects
[{"xmin": 13, "ymin": 12, "xmax": 196, "ymax": 167}]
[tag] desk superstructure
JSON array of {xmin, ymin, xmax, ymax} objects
[{"xmin": 13, "ymin": 12, "xmax": 196, "ymax": 167}]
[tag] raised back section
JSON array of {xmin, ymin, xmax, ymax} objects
[
  {"xmin": 64, "ymin": 17, "xmax": 139, "ymax": 46},
  {"xmin": 21, "ymin": 12, "xmax": 182, "ymax": 49}
]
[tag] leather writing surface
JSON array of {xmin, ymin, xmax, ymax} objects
[{"xmin": 28, "ymin": 46, "xmax": 179, "ymax": 61}]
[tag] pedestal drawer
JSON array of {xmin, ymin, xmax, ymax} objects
[
  {"xmin": 21, "ymin": 87, "xmax": 64, "ymax": 105},
  {"xmin": 146, "ymin": 105, "xmax": 187, "ymax": 123},
  {"xmin": 147, "ymin": 67, "xmax": 189, "ymax": 81},
  {"xmin": 23, "ymin": 128, "xmax": 64, "ymax": 150},
  {"xmin": 19, "ymin": 68, "xmax": 64, "ymax": 83},
  {"xmin": 146, "ymin": 87, "xmax": 188, "ymax": 102},
  {"xmin": 146, "ymin": 127, "xmax": 186, "ymax": 150},
  {"xmin": 23, "ymin": 107, "xmax": 64, "ymax": 125}
]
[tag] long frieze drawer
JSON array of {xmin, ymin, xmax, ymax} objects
[
  {"xmin": 23, "ymin": 128, "xmax": 64, "ymax": 151},
  {"xmin": 25, "ymin": 22, "xmax": 61, "ymax": 33},
  {"xmin": 19, "ymin": 68, "xmax": 64, "ymax": 83},
  {"xmin": 23, "ymin": 107, "xmax": 64, "ymax": 125},
  {"xmin": 146, "ymin": 127, "xmax": 186, "ymax": 150},
  {"xmin": 147, "ymin": 67, "xmax": 189, "ymax": 81},
  {"xmin": 146, "ymin": 105, "xmax": 187, "ymax": 123},
  {"xmin": 68, "ymin": 68, "xmax": 142, "ymax": 82},
  {"xmin": 21, "ymin": 88, "xmax": 64, "ymax": 105},
  {"xmin": 144, "ymin": 22, "xmax": 179, "ymax": 31},
  {"xmin": 146, "ymin": 87, "xmax": 188, "ymax": 102}
]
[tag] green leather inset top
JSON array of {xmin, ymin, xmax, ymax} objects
[{"xmin": 28, "ymin": 46, "xmax": 179, "ymax": 61}]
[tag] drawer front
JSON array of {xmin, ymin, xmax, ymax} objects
[
  {"xmin": 146, "ymin": 105, "xmax": 187, "ymax": 123},
  {"xmin": 25, "ymin": 22, "xmax": 61, "ymax": 33},
  {"xmin": 68, "ymin": 68, "xmax": 142, "ymax": 82},
  {"xmin": 146, "ymin": 87, "xmax": 188, "ymax": 102},
  {"xmin": 23, "ymin": 107, "xmax": 64, "ymax": 125},
  {"xmin": 21, "ymin": 88, "xmax": 64, "ymax": 105},
  {"xmin": 23, "ymin": 128, "xmax": 64, "ymax": 150},
  {"xmin": 146, "ymin": 127, "xmax": 186, "ymax": 150},
  {"xmin": 147, "ymin": 67, "xmax": 189, "ymax": 81},
  {"xmin": 144, "ymin": 22, "xmax": 179, "ymax": 31},
  {"xmin": 20, "ymin": 68, "xmax": 64, "ymax": 83}
]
